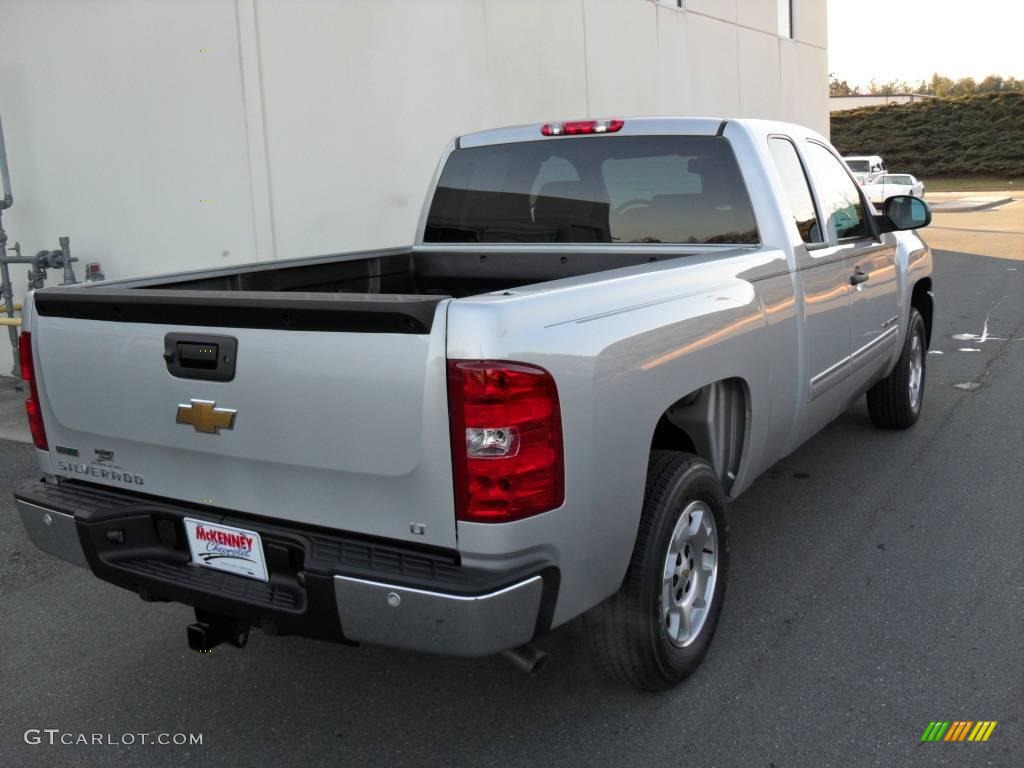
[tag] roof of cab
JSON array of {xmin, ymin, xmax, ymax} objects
[{"xmin": 457, "ymin": 117, "xmax": 827, "ymax": 149}]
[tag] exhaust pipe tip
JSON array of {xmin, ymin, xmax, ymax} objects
[{"xmin": 501, "ymin": 643, "xmax": 549, "ymax": 676}]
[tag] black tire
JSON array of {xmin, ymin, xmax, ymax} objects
[
  {"xmin": 866, "ymin": 307, "xmax": 927, "ymax": 429},
  {"xmin": 585, "ymin": 451, "xmax": 729, "ymax": 691}
]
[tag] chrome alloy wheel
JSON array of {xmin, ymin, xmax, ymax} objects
[
  {"xmin": 661, "ymin": 500, "xmax": 718, "ymax": 648},
  {"xmin": 908, "ymin": 329, "xmax": 924, "ymax": 411}
]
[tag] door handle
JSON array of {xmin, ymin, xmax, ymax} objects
[{"xmin": 850, "ymin": 268, "xmax": 870, "ymax": 286}]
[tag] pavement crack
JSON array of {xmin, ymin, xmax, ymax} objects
[
  {"xmin": 970, "ymin": 304, "xmax": 1024, "ymax": 386},
  {"xmin": 979, "ymin": 294, "xmax": 1007, "ymax": 343}
]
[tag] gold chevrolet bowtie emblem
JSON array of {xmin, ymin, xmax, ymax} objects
[{"xmin": 176, "ymin": 399, "xmax": 237, "ymax": 434}]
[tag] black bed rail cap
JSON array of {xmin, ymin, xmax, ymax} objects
[{"xmin": 31, "ymin": 288, "xmax": 444, "ymax": 334}]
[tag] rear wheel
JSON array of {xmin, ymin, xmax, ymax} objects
[
  {"xmin": 867, "ymin": 307, "xmax": 927, "ymax": 429},
  {"xmin": 586, "ymin": 451, "xmax": 729, "ymax": 691}
]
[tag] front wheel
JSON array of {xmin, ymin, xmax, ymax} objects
[
  {"xmin": 585, "ymin": 451, "xmax": 729, "ymax": 691},
  {"xmin": 866, "ymin": 307, "xmax": 927, "ymax": 429}
]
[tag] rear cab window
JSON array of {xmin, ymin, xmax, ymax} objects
[{"xmin": 424, "ymin": 135, "xmax": 759, "ymax": 245}]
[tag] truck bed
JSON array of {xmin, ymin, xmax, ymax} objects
[
  {"xmin": 25, "ymin": 243, "xmax": 702, "ymax": 550},
  {"xmin": 32, "ymin": 246, "xmax": 694, "ymax": 332},
  {"xmin": 72, "ymin": 246, "xmax": 681, "ymax": 297}
]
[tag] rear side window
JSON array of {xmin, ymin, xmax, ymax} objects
[
  {"xmin": 424, "ymin": 135, "xmax": 759, "ymax": 245},
  {"xmin": 767, "ymin": 137, "xmax": 822, "ymax": 244},
  {"xmin": 804, "ymin": 143, "xmax": 871, "ymax": 240}
]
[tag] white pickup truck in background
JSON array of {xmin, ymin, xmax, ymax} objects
[
  {"xmin": 15, "ymin": 117, "xmax": 933, "ymax": 690},
  {"xmin": 843, "ymin": 154, "xmax": 887, "ymax": 184}
]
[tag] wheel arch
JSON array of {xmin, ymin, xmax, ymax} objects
[
  {"xmin": 911, "ymin": 277, "xmax": 933, "ymax": 346},
  {"xmin": 649, "ymin": 377, "xmax": 750, "ymax": 497}
]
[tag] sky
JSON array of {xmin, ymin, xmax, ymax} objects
[{"xmin": 828, "ymin": 0, "xmax": 1024, "ymax": 87}]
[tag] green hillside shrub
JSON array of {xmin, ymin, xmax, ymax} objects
[{"xmin": 830, "ymin": 92, "xmax": 1024, "ymax": 177}]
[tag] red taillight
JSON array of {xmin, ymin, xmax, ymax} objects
[
  {"xmin": 541, "ymin": 119, "xmax": 624, "ymax": 136},
  {"xmin": 19, "ymin": 332, "xmax": 48, "ymax": 450},
  {"xmin": 447, "ymin": 361, "xmax": 564, "ymax": 523}
]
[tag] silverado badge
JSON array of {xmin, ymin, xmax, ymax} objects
[{"xmin": 176, "ymin": 399, "xmax": 237, "ymax": 434}]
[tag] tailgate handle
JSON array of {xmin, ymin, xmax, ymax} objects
[
  {"xmin": 164, "ymin": 333, "xmax": 237, "ymax": 382},
  {"xmin": 177, "ymin": 342, "xmax": 218, "ymax": 369}
]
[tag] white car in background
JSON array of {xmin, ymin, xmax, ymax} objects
[
  {"xmin": 843, "ymin": 155, "xmax": 886, "ymax": 183},
  {"xmin": 863, "ymin": 173, "xmax": 926, "ymax": 205}
]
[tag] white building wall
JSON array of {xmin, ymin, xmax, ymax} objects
[{"xmin": 0, "ymin": 0, "xmax": 827, "ymax": 372}]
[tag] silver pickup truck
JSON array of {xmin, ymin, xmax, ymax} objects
[{"xmin": 14, "ymin": 118, "xmax": 933, "ymax": 691}]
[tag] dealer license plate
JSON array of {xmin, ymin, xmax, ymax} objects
[{"xmin": 184, "ymin": 518, "xmax": 269, "ymax": 582}]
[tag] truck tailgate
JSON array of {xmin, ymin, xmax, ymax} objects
[{"xmin": 29, "ymin": 299, "xmax": 458, "ymax": 549}]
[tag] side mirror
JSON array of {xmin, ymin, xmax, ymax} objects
[{"xmin": 877, "ymin": 195, "xmax": 931, "ymax": 232}]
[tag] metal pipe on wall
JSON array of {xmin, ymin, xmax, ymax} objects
[
  {"xmin": 0, "ymin": 113, "xmax": 80, "ymax": 378},
  {"xmin": 0, "ymin": 113, "xmax": 12, "ymax": 212},
  {"xmin": 0, "ymin": 114, "xmax": 18, "ymax": 377}
]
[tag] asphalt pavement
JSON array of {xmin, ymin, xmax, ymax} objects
[{"xmin": 0, "ymin": 248, "xmax": 1021, "ymax": 768}]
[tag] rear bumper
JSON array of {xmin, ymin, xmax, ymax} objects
[
  {"xmin": 15, "ymin": 479, "xmax": 553, "ymax": 657},
  {"xmin": 334, "ymin": 575, "xmax": 543, "ymax": 656},
  {"xmin": 19, "ymin": 501, "xmax": 88, "ymax": 568}
]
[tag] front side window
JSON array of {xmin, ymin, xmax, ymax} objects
[
  {"xmin": 805, "ymin": 143, "xmax": 872, "ymax": 240},
  {"xmin": 767, "ymin": 137, "xmax": 822, "ymax": 244},
  {"xmin": 424, "ymin": 135, "xmax": 759, "ymax": 245},
  {"xmin": 845, "ymin": 159, "xmax": 870, "ymax": 173}
]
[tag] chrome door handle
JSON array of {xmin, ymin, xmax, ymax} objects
[{"xmin": 850, "ymin": 268, "xmax": 869, "ymax": 286}]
